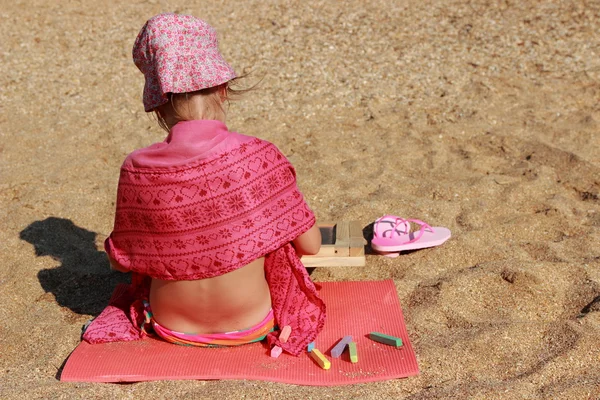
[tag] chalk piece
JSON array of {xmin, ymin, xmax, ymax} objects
[
  {"xmin": 309, "ymin": 348, "xmax": 331, "ymax": 370},
  {"xmin": 369, "ymin": 332, "xmax": 403, "ymax": 347},
  {"xmin": 348, "ymin": 342, "xmax": 358, "ymax": 363},
  {"xmin": 330, "ymin": 335, "xmax": 353, "ymax": 358},
  {"xmin": 270, "ymin": 345, "xmax": 282, "ymax": 358},
  {"xmin": 279, "ymin": 325, "xmax": 292, "ymax": 343},
  {"xmin": 307, "ymin": 342, "xmax": 315, "ymax": 352}
]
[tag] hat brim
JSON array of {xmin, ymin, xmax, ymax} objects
[{"xmin": 142, "ymin": 50, "xmax": 236, "ymax": 112}]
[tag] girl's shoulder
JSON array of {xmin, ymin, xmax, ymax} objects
[
  {"xmin": 119, "ymin": 129, "xmax": 288, "ymax": 174},
  {"xmin": 226, "ymin": 131, "xmax": 285, "ymax": 156},
  {"xmin": 224, "ymin": 132, "xmax": 294, "ymax": 174}
]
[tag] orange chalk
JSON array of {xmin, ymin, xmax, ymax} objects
[{"xmin": 279, "ymin": 325, "xmax": 292, "ymax": 343}]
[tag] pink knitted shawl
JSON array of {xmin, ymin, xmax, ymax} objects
[{"xmin": 83, "ymin": 120, "xmax": 326, "ymax": 356}]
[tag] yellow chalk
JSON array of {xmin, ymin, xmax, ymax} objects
[
  {"xmin": 348, "ymin": 342, "xmax": 358, "ymax": 363},
  {"xmin": 309, "ymin": 348, "xmax": 331, "ymax": 370}
]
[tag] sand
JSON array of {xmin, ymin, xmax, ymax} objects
[{"xmin": 1, "ymin": 0, "xmax": 599, "ymax": 398}]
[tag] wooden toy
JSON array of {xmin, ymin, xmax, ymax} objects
[
  {"xmin": 279, "ymin": 325, "xmax": 292, "ymax": 343},
  {"xmin": 348, "ymin": 342, "xmax": 358, "ymax": 363},
  {"xmin": 270, "ymin": 345, "xmax": 282, "ymax": 358},
  {"xmin": 330, "ymin": 335, "xmax": 353, "ymax": 358},
  {"xmin": 309, "ymin": 348, "xmax": 331, "ymax": 370},
  {"xmin": 369, "ymin": 332, "xmax": 403, "ymax": 347},
  {"xmin": 307, "ymin": 342, "xmax": 315, "ymax": 352},
  {"xmin": 301, "ymin": 221, "xmax": 366, "ymax": 267}
]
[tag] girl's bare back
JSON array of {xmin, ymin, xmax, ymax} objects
[
  {"xmin": 145, "ymin": 224, "xmax": 321, "ymax": 334},
  {"xmin": 149, "ymin": 257, "xmax": 272, "ymax": 334}
]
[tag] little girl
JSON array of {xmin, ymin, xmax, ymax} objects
[{"xmin": 83, "ymin": 13, "xmax": 326, "ymax": 356}]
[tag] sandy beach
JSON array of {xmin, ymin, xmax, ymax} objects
[{"xmin": 1, "ymin": 0, "xmax": 599, "ymax": 398}]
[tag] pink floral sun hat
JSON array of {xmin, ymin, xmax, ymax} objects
[{"xmin": 132, "ymin": 13, "xmax": 237, "ymax": 112}]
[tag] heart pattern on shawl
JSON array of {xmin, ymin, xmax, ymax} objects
[
  {"xmin": 216, "ymin": 249, "xmax": 235, "ymax": 263},
  {"xmin": 248, "ymin": 157, "xmax": 262, "ymax": 173},
  {"xmin": 180, "ymin": 184, "xmax": 199, "ymax": 199},
  {"xmin": 138, "ymin": 191, "xmax": 153, "ymax": 204},
  {"xmin": 169, "ymin": 259, "xmax": 189, "ymax": 272},
  {"xmin": 157, "ymin": 189, "xmax": 176, "ymax": 203},
  {"xmin": 208, "ymin": 177, "xmax": 222, "ymax": 191},
  {"xmin": 240, "ymin": 240, "xmax": 256, "ymax": 253},
  {"xmin": 276, "ymin": 218, "xmax": 291, "ymax": 231},
  {"xmin": 227, "ymin": 167, "xmax": 244, "ymax": 182},
  {"xmin": 265, "ymin": 148, "xmax": 278, "ymax": 163},
  {"xmin": 259, "ymin": 229, "xmax": 275, "ymax": 241},
  {"xmin": 191, "ymin": 256, "xmax": 212, "ymax": 269}
]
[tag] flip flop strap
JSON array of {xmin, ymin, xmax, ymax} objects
[
  {"xmin": 376, "ymin": 216, "xmax": 411, "ymax": 239},
  {"xmin": 397, "ymin": 219, "xmax": 434, "ymax": 245},
  {"xmin": 373, "ymin": 215, "xmax": 402, "ymax": 237},
  {"xmin": 373, "ymin": 216, "xmax": 397, "ymax": 238},
  {"xmin": 374, "ymin": 216, "xmax": 435, "ymax": 245}
]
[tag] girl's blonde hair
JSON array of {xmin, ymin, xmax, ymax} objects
[{"xmin": 153, "ymin": 77, "xmax": 252, "ymax": 132}]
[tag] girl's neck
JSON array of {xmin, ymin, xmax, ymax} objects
[{"xmin": 157, "ymin": 87, "xmax": 228, "ymax": 131}]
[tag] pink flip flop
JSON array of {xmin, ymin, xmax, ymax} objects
[{"xmin": 371, "ymin": 215, "xmax": 451, "ymax": 257}]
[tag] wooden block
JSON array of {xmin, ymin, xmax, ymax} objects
[
  {"xmin": 318, "ymin": 223, "xmax": 336, "ymax": 242},
  {"xmin": 369, "ymin": 332, "xmax": 403, "ymax": 347},
  {"xmin": 330, "ymin": 335, "xmax": 353, "ymax": 358},
  {"xmin": 314, "ymin": 223, "xmax": 338, "ymax": 257},
  {"xmin": 349, "ymin": 221, "xmax": 366, "ymax": 257},
  {"xmin": 309, "ymin": 348, "xmax": 331, "ymax": 370},
  {"xmin": 349, "ymin": 220, "xmax": 363, "ymax": 239},
  {"xmin": 349, "ymin": 240, "xmax": 365, "ymax": 257},
  {"xmin": 313, "ymin": 245, "xmax": 338, "ymax": 257},
  {"xmin": 307, "ymin": 341, "xmax": 315, "ymax": 352},
  {"xmin": 301, "ymin": 221, "xmax": 366, "ymax": 267},
  {"xmin": 279, "ymin": 325, "xmax": 292, "ymax": 343},
  {"xmin": 334, "ymin": 221, "xmax": 350, "ymax": 256},
  {"xmin": 270, "ymin": 345, "xmax": 283, "ymax": 358},
  {"xmin": 348, "ymin": 342, "xmax": 358, "ymax": 363}
]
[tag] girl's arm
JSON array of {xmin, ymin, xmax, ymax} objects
[{"xmin": 292, "ymin": 223, "xmax": 321, "ymax": 255}]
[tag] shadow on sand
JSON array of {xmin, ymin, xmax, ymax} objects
[{"xmin": 20, "ymin": 217, "xmax": 129, "ymax": 316}]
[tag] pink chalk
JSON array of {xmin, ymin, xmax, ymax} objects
[
  {"xmin": 270, "ymin": 345, "xmax": 283, "ymax": 358},
  {"xmin": 279, "ymin": 325, "xmax": 292, "ymax": 343}
]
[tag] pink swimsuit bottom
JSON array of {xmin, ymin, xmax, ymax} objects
[{"xmin": 142, "ymin": 301, "xmax": 275, "ymax": 347}]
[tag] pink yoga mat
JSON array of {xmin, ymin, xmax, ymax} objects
[{"xmin": 60, "ymin": 280, "xmax": 419, "ymax": 385}]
